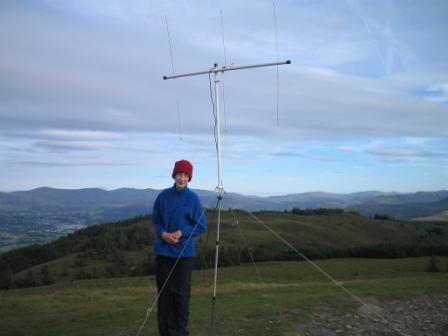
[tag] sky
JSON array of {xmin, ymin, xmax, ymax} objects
[{"xmin": 1, "ymin": 0, "xmax": 448, "ymax": 196}]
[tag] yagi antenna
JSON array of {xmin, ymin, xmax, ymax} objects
[
  {"xmin": 163, "ymin": 60, "xmax": 290, "ymax": 194},
  {"xmin": 162, "ymin": 59, "xmax": 291, "ymax": 334}
]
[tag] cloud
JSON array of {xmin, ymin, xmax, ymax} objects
[
  {"xmin": 404, "ymin": 137, "xmax": 426, "ymax": 146},
  {"xmin": 38, "ymin": 129, "xmax": 123, "ymax": 141},
  {"xmin": 1, "ymin": 1, "xmax": 448, "ymax": 193},
  {"xmin": 365, "ymin": 147, "xmax": 446, "ymax": 158},
  {"xmin": 347, "ymin": 0, "xmax": 422, "ymax": 75},
  {"xmin": 34, "ymin": 140, "xmax": 112, "ymax": 152},
  {"xmin": 2, "ymin": 1, "xmax": 448, "ymax": 142},
  {"xmin": 16, "ymin": 160, "xmax": 135, "ymax": 167},
  {"xmin": 270, "ymin": 150, "xmax": 338, "ymax": 162},
  {"xmin": 424, "ymin": 83, "xmax": 448, "ymax": 103}
]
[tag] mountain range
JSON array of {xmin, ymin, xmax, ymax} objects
[
  {"xmin": 2, "ymin": 187, "xmax": 448, "ymax": 218},
  {"xmin": 1, "ymin": 187, "xmax": 447, "ymax": 252}
]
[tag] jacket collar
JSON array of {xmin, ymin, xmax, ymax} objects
[{"xmin": 172, "ymin": 183, "xmax": 189, "ymax": 194}]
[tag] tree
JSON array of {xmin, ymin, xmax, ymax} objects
[
  {"xmin": 75, "ymin": 267, "xmax": 90, "ymax": 280},
  {"xmin": 426, "ymin": 256, "xmax": 440, "ymax": 272},
  {"xmin": 73, "ymin": 253, "xmax": 86, "ymax": 268},
  {"xmin": 41, "ymin": 265, "xmax": 54, "ymax": 285},
  {"xmin": 141, "ymin": 255, "xmax": 154, "ymax": 275},
  {"xmin": 0, "ymin": 267, "xmax": 15, "ymax": 289},
  {"xmin": 25, "ymin": 271, "xmax": 36, "ymax": 287}
]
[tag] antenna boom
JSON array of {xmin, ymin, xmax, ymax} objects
[{"xmin": 163, "ymin": 60, "xmax": 291, "ymax": 80}]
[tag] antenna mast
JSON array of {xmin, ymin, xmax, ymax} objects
[{"xmin": 163, "ymin": 59, "xmax": 291, "ymax": 334}]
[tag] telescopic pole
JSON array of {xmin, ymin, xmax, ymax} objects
[{"xmin": 209, "ymin": 67, "xmax": 223, "ymax": 336}]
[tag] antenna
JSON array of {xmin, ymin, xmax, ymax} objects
[
  {"xmin": 164, "ymin": 15, "xmax": 183, "ymax": 140},
  {"xmin": 163, "ymin": 59, "xmax": 291, "ymax": 334}
]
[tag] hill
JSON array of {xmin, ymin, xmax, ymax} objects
[
  {"xmin": 1, "ymin": 209, "xmax": 447, "ymax": 290},
  {"xmin": 348, "ymin": 196, "xmax": 448, "ymax": 219},
  {"xmin": 1, "ymin": 188, "xmax": 448, "ymax": 252},
  {"xmin": 414, "ymin": 210, "xmax": 448, "ymax": 222},
  {"xmin": 366, "ymin": 190, "xmax": 448, "ymax": 205}
]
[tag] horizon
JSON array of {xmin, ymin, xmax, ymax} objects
[
  {"xmin": 2, "ymin": 185, "xmax": 447, "ymax": 198},
  {"xmin": 1, "ymin": 1, "xmax": 447, "ymax": 195}
]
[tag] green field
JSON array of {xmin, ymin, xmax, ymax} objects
[{"xmin": 1, "ymin": 257, "xmax": 447, "ymax": 336}]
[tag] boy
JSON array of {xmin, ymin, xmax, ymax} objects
[{"xmin": 152, "ymin": 159, "xmax": 207, "ymax": 336}]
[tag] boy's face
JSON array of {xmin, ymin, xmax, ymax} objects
[{"xmin": 174, "ymin": 172, "xmax": 189, "ymax": 189}]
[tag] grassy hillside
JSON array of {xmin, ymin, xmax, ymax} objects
[
  {"xmin": 414, "ymin": 210, "xmax": 448, "ymax": 222},
  {"xmin": 348, "ymin": 196, "xmax": 448, "ymax": 219},
  {"xmin": 1, "ymin": 257, "xmax": 447, "ymax": 336},
  {"xmin": 1, "ymin": 210, "xmax": 447, "ymax": 290}
]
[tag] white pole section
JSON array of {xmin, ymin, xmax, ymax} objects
[{"xmin": 214, "ymin": 70, "xmax": 224, "ymax": 196}]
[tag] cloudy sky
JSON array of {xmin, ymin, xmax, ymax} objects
[{"xmin": 1, "ymin": 0, "xmax": 448, "ymax": 195}]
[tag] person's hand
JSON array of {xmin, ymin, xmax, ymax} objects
[
  {"xmin": 161, "ymin": 232, "xmax": 179, "ymax": 245},
  {"xmin": 171, "ymin": 230, "xmax": 183, "ymax": 241}
]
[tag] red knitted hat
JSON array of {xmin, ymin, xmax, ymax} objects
[{"xmin": 172, "ymin": 160, "xmax": 193, "ymax": 181}]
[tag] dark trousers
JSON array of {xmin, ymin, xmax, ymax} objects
[{"xmin": 155, "ymin": 255, "xmax": 193, "ymax": 336}]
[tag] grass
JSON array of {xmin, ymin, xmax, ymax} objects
[
  {"xmin": 1, "ymin": 257, "xmax": 448, "ymax": 336},
  {"xmin": 209, "ymin": 211, "xmax": 424, "ymax": 249}
]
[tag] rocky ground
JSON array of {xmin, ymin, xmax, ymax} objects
[{"xmin": 292, "ymin": 294, "xmax": 448, "ymax": 336}]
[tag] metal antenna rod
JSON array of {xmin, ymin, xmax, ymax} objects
[
  {"xmin": 162, "ymin": 59, "xmax": 291, "ymax": 335},
  {"xmin": 210, "ymin": 67, "xmax": 223, "ymax": 336},
  {"xmin": 163, "ymin": 60, "xmax": 290, "ymax": 80}
]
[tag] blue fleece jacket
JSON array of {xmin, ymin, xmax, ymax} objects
[{"xmin": 152, "ymin": 185, "xmax": 207, "ymax": 258}]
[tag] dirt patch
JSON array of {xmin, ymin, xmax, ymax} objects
[{"xmin": 290, "ymin": 294, "xmax": 448, "ymax": 336}]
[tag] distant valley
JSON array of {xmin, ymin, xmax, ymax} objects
[{"xmin": 1, "ymin": 187, "xmax": 448, "ymax": 252}]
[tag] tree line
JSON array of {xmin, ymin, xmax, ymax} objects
[
  {"xmin": 1, "ymin": 211, "xmax": 447, "ymax": 290},
  {"xmin": 0, "ymin": 215, "xmax": 152, "ymax": 289}
]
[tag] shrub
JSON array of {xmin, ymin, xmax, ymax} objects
[{"xmin": 426, "ymin": 256, "xmax": 440, "ymax": 272}]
